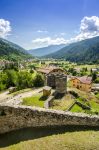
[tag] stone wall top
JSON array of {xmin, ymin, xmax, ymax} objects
[
  {"xmin": 0, "ymin": 104, "xmax": 99, "ymax": 134},
  {"xmin": 0, "ymin": 103, "xmax": 99, "ymax": 119}
]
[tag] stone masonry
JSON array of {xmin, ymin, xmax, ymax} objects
[
  {"xmin": 46, "ymin": 73, "xmax": 56, "ymax": 88},
  {"xmin": 46, "ymin": 73, "xmax": 67, "ymax": 94},
  {"xmin": 55, "ymin": 74, "xmax": 67, "ymax": 94},
  {"xmin": 0, "ymin": 104, "xmax": 99, "ymax": 134}
]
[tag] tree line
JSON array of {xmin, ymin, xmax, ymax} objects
[{"xmin": 0, "ymin": 69, "xmax": 44, "ymax": 91}]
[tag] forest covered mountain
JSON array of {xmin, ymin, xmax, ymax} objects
[
  {"xmin": 44, "ymin": 36, "xmax": 99, "ymax": 64},
  {"xmin": 28, "ymin": 44, "xmax": 66, "ymax": 57},
  {"xmin": 0, "ymin": 38, "xmax": 32, "ymax": 61}
]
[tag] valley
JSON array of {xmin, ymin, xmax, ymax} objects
[
  {"xmin": 0, "ymin": 17, "xmax": 99, "ymax": 150},
  {"xmin": 0, "ymin": 58, "xmax": 99, "ymax": 114},
  {"xmin": 0, "ymin": 0, "xmax": 99, "ymax": 150}
]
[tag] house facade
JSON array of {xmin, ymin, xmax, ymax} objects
[{"xmin": 70, "ymin": 76, "xmax": 92, "ymax": 92}]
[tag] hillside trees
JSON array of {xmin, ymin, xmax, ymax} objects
[
  {"xmin": 5, "ymin": 70, "xmax": 18, "ymax": 88},
  {"xmin": 0, "ymin": 70, "xmax": 44, "ymax": 92},
  {"xmin": 0, "ymin": 38, "xmax": 32, "ymax": 61},
  {"xmin": 0, "ymin": 72, "xmax": 8, "ymax": 91},
  {"xmin": 33, "ymin": 73, "xmax": 44, "ymax": 87},
  {"xmin": 17, "ymin": 71, "xmax": 33, "ymax": 90},
  {"xmin": 45, "ymin": 36, "xmax": 99, "ymax": 64}
]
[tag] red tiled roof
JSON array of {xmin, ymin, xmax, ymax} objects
[{"xmin": 37, "ymin": 66, "xmax": 64, "ymax": 74}]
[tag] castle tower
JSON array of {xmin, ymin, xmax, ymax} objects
[
  {"xmin": 55, "ymin": 74, "xmax": 67, "ymax": 94},
  {"xmin": 46, "ymin": 73, "xmax": 67, "ymax": 95},
  {"xmin": 46, "ymin": 74, "xmax": 56, "ymax": 88}
]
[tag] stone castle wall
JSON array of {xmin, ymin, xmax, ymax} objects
[
  {"xmin": 0, "ymin": 104, "xmax": 99, "ymax": 134},
  {"xmin": 46, "ymin": 74, "xmax": 56, "ymax": 88},
  {"xmin": 46, "ymin": 73, "xmax": 67, "ymax": 94},
  {"xmin": 55, "ymin": 74, "xmax": 67, "ymax": 94}
]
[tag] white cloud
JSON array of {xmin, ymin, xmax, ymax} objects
[
  {"xmin": 32, "ymin": 37, "xmax": 69, "ymax": 48},
  {"xmin": 32, "ymin": 16, "xmax": 99, "ymax": 48},
  {"xmin": 74, "ymin": 16, "xmax": 99, "ymax": 41},
  {"xmin": 80, "ymin": 16, "xmax": 99, "ymax": 33},
  {"xmin": 37, "ymin": 30, "xmax": 48, "ymax": 33},
  {"xmin": 0, "ymin": 19, "xmax": 11, "ymax": 38}
]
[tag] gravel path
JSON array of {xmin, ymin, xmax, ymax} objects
[
  {"xmin": 0, "ymin": 91, "xmax": 10, "ymax": 103},
  {"xmin": 0, "ymin": 88, "xmax": 42, "ymax": 105}
]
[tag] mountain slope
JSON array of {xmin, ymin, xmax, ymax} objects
[
  {"xmin": 28, "ymin": 44, "xmax": 66, "ymax": 57},
  {"xmin": 0, "ymin": 38, "xmax": 32, "ymax": 61},
  {"xmin": 45, "ymin": 36, "xmax": 99, "ymax": 64}
]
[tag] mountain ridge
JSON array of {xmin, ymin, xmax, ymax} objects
[
  {"xmin": 28, "ymin": 44, "xmax": 66, "ymax": 57},
  {"xmin": 44, "ymin": 36, "xmax": 99, "ymax": 64},
  {"xmin": 0, "ymin": 38, "xmax": 32, "ymax": 61}
]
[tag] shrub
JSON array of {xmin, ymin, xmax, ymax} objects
[
  {"xmin": 94, "ymin": 77, "xmax": 99, "ymax": 83},
  {"xmin": 33, "ymin": 73, "xmax": 44, "ymax": 87},
  {"xmin": 0, "ymin": 83, "xmax": 6, "ymax": 91},
  {"xmin": 30, "ymin": 69, "xmax": 34, "ymax": 74},
  {"xmin": 17, "ymin": 71, "xmax": 33, "ymax": 90}
]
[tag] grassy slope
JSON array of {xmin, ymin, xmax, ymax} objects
[
  {"xmin": 0, "ymin": 130, "xmax": 99, "ymax": 150},
  {"xmin": 51, "ymin": 94, "xmax": 74, "ymax": 111},
  {"xmin": 22, "ymin": 93, "xmax": 45, "ymax": 107},
  {"xmin": 0, "ymin": 38, "xmax": 32, "ymax": 61},
  {"xmin": 71, "ymin": 104, "xmax": 84, "ymax": 113}
]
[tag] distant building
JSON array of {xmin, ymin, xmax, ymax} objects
[
  {"xmin": 74, "ymin": 68, "xmax": 81, "ymax": 73},
  {"xmin": 97, "ymin": 74, "xmax": 99, "ymax": 77},
  {"xmin": 91, "ymin": 68, "xmax": 98, "ymax": 72},
  {"xmin": 37, "ymin": 66, "xmax": 65, "ymax": 75},
  {"xmin": 92, "ymin": 84, "xmax": 99, "ymax": 92},
  {"xmin": 49, "ymin": 63, "xmax": 59, "ymax": 67},
  {"xmin": 70, "ymin": 76, "xmax": 92, "ymax": 92}
]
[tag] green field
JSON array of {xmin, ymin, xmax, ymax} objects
[
  {"xmin": 71, "ymin": 104, "xmax": 84, "ymax": 113},
  {"xmin": 96, "ymin": 93, "xmax": 99, "ymax": 99},
  {"xmin": 51, "ymin": 99, "xmax": 74, "ymax": 111},
  {"xmin": 51, "ymin": 94, "xmax": 74, "ymax": 111},
  {"xmin": 75, "ymin": 64, "xmax": 99, "ymax": 70},
  {"xmin": 22, "ymin": 93, "xmax": 46, "ymax": 108},
  {"xmin": 22, "ymin": 89, "xmax": 99, "ymax": 115},
  {"xmin": 89, "ymin": 101, "xmax": 99, "ymax": 112},
  {"xmin": 0, "ymin": 127, "xmax": 99, "ymax": 150}
]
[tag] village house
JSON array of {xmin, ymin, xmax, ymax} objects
[
  {"xmin": 0, "ymin": 60, "xmax": 15, "ymax": 69},
  {"xmin": 70, "ymin": 76, "xmax": 92, "ymax": 92},
  {"xmin": 37, "ymin": 66, "xmax": 65, "ymax": 75}
]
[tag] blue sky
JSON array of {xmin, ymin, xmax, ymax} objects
[{"xmin": 0, "ymin": 0, "xmax": 99, "ymax": 49}]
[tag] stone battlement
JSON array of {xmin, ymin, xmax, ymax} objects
[{"xmin": 0, "ymin": 104, "xmax": 99, "ymax": 134}]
